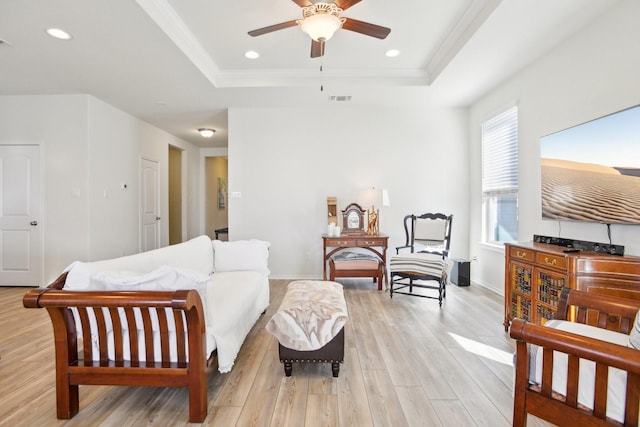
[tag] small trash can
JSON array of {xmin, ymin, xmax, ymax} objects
[{"xmin": 451, "ymin": 259, "xmax": 470, "ymax": 287}]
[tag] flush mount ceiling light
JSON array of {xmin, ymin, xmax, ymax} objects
[
  {"xmin": 198, "ymin": 128, "xmax": 215, "ymax": 138},
  {"xmin": 46, "ymin": 28, "xmax": 72, "ymax": 40},
  {"xmin": 245, "ymin": 50, "xmax": 260, "ymax": 59},
  {"xmin": 385, "ymin": 49, "xmax": 400, "ymax": 57}
]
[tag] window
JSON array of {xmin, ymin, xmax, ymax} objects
[{"xmin": 482, "ymin": 106, "xmax": 518, "ymax": 244}]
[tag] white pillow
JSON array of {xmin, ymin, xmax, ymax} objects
[
  {"xmin": 212, "ymin": 239, "xmax": 270, "ymax": 275},
  {"xmin": 630, "ymin": 310, "xmax": 640, "ymax": 350}
]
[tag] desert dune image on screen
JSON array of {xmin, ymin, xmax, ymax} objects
[{"xmin": 540, "ymin": 105, "xmax": 640, "ymax": 224}]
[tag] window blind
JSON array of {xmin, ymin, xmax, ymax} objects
[{"xmin": 482, "ymin": 106, "xmax": 518, "ymax": 194}]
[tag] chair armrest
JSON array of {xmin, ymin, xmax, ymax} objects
[
  {"xmin": 510, "ymin": 318, "xmax": 640, "ymax": 374},
  {"xmin": 510, "ymin": 317, "xmax": 640, "ymax": 425}
]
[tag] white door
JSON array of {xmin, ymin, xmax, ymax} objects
[
  {"xmin": 0, "ymin": 145, "xmax": 41, "ymax": 286},
  {"xmin": 140, "ymin": 158, "xmax": 160, "ymax": 252}
]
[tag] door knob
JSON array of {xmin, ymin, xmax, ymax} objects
[
  {"xmin": 30, "ymin": 221, "xmax": 38, "ymax": 226},
  {"xmin": 156, "ymin": 216, "xmax": 161, "ymax": 221}
]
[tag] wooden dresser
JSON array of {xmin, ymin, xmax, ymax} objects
[{"xmin": 504, "ymin": 241, "xmax": 640, "ymax": 330}]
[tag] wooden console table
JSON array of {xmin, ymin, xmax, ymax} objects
[
  {"xmin": 323, "ymin": 234, "xmax": 389, "ymax": 288},
  {"xmin": 504, "ymin": 241, "xmax": 640, "ymax": 331}
]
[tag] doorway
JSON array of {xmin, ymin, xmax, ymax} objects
[
  {"xmin": 0, "ymin": 145, "xmax": 41, "ymax": 286},
  {"xmin": 206, "ymin": 157, "xmax": 228, "ymax": 240},
  {"xmin": 139, "ymin": 158, "xmax": 160, "ymax": 252},
  {"xmin": 168, "ymin": 146, "xmax": 183, "ymax": 245}
]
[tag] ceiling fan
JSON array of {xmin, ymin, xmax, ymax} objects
[{"xmin": 248, "ymin": 0, "xmax": 391, "ymax": 58}]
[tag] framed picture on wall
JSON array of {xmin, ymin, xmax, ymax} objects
[{"xmin": 217, "ymin": 177, "xmax": 226, "ymax": 210}]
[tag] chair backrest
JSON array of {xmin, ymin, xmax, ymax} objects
[{"xmin": 403, "ymin": 213, "xmax": 453, "ymax": 255}]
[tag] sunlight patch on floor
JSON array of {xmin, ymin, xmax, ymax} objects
[{"xmin": 449, "ymin": 332, "xmax": 513, "ymax": 366}]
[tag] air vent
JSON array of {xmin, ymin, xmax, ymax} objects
[{"xmin": 329, "ymin": 95, "xmax": 352, "ymax": 102}]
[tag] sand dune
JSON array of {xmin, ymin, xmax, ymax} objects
[
  {"xmin": 541, "ymin": 159, "xmax": 640, "ymax": 224},
  {"xmin": 541, "ymin": 158, "xmax": 622, "ymax": 174}
]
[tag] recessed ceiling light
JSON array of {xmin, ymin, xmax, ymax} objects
[
  {"xmin": 385, "ymin": 49, "xmax": 400, "ymax": 58},
  {"xmin": 245, "ymin": 50, "xmax": 260, "ymax": 59},
  {"xmin": 46, "ymin": 28, "xmax": 72, "ymax": 40}
]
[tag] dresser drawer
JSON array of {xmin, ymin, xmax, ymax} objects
[
  {"xmin": 356, "ymin": 238, "xmax": 383, "ymax": 246},
  {"xmin": 536, "ymin": 252, "xmax": 567, "ymax": 270},
  {"xmin": 330, "ymin": 238, "xmax": 357, "ymax": 246},
  {"xmin": 509, "ymin": 246, "xmax": 534, "ymax": 262}
]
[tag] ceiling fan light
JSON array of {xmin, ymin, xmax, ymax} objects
[{"xmin": 298, "ymin": 14, "xmax": 343, "ymax": 42}]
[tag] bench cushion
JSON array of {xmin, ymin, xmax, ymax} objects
[{"xmin": 266, "ymin": 280, "xmax": 347, "ymax": 351}]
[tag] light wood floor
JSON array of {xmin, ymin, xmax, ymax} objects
[{"xmin": 0, "ymin": 280, "xmax": 553, "ymax": 426}]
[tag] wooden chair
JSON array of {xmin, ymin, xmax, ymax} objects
[
  {"xmin": 329, "ymin": 251, "xmax": 384, "ymax": 290},
  {"xmin": 389, "ymin": 213, "xmax": 453, "ymax": 305},
  {"xmin": 510, "ymin": 288, "xmax": 640, "ymax": 427}
]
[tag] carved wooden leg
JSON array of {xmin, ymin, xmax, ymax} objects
[
  {"xmin": 332, "ymin": 362, "xmax": 340, "ymax": 378},
  {"xmin": 284, "ymin": 361, "xmax": 293, "ymax": 377}
]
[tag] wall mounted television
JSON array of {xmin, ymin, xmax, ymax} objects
[{"xmin": 540, "ymin": 104, "xmax": 640, "ymax": 225}]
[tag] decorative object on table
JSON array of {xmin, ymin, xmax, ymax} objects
[
  {"xmin": 358, "ymin": 187, "xmax": 390, "ymax": 236},
  {"xmin": 341, "ymin": 203, "xmax": 366, "ymax": 235},
  {"xmin": 327, "ymin": 196, "xmax": 337, "ymax": 225},
  {"xmin": 327, "ymin": 222, "xmax": 341, "ymax": 237}
]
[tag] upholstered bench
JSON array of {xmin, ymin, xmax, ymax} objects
[
  {"xmin": 266, "ymin": 280, "xmax": 348, "ymax": 377},
  {"xmin": 329, "ymin": 251, "xmax": 384, "ymax": 290}
]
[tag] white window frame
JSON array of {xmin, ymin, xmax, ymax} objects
[{"xmin": 481, "ymin": 106, "xmax": 519, "ymax": 245}]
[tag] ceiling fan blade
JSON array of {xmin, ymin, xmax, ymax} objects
[
  {"xmin": 248, "ymin": 20, "xmax": 298, "ymax": 37},
  {"xmin": 333, "ymin": 0, "xmax": 362, "ymax": 11},
  {"xmin": 342, "ymin": 18, "xmax": 390, "ymax": 39},
  {"xmin": 310, "ymin": 39, "xmax": 325, "ymax": 58},
  {"xmin": 291, "ymin": 0, "xmax": 312, "ymax": 7}
]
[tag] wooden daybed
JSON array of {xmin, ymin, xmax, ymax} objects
[
  {"xmin": 23, "ymin": 272, "xmax": 215, "ymax": 423},
  {"xmin": 510, "ymin": 288, "xmax": 640, "ymax": 427}
]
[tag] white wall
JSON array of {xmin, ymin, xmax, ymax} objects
[
  {"xmin": 228, "ymin": 106, "xmax": 469, "ymax": 279},
  {"xmin": 469, "ymin": 0, "xmax": 640, "ymax": 294},
  {"xmin": 0, "ymin": 94, "xmax": 201, "ymax": 285}
]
